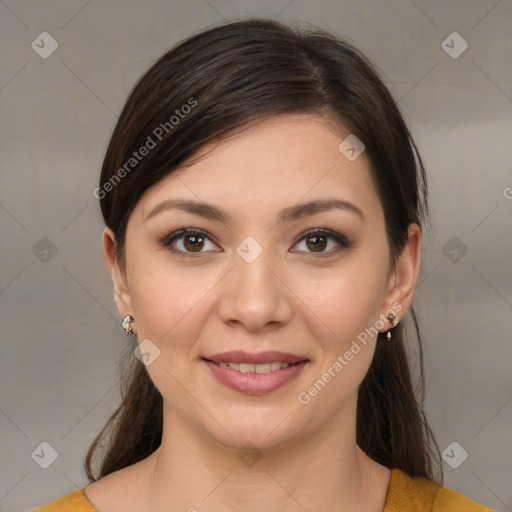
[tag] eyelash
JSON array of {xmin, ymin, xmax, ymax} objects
[{"xmin": 160, "ymin": 227, "xmax": 351, "ymax": 258}]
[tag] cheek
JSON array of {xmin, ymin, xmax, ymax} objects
[
  {"xmin": 294, "ymin": 260, "xmax": 388, "ymax": 348},
  {"xmin": 293, "ymin": 269, "xmax": 386, "ymax": 415},
  {"xmin": 127, "ymin": 254, "xmax": 221, "ymax": 346}
]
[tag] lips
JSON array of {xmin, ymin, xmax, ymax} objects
[{"xmin": 202, "ymin": 351, "xmax": 309, "ymax": 395}]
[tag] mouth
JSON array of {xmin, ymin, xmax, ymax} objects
[
  {"xmin": 202, "ymin": 351, "xmax": 309, "ymax": 395},
  {"xmin": 205, "ymin": 360, "xmax": 297, "ymax": 374}
]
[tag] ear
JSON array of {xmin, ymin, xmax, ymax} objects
[
  {"xmin": 102, "ymin": 227, "xmax": 133, "ymax": 318},
  {"xmin": 380, "ymin": 223, "xmax": 422, "ymax": 326}
]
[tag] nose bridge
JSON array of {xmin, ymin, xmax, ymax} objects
[{"xmin": 219, "ymin": 235, "xmax": 291, "ymax": 330}]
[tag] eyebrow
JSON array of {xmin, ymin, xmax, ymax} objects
[{"xmin": 145, "ymin": 198, "xmax": 366, "ymax": 223}]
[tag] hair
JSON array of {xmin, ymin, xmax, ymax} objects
[{"xmin": 85, "ymin": 18, "xmax": 442, "ymax": 483}]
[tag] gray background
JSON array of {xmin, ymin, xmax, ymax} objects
[{"xmin": 1, "ymin": 1, "xmax": 511, "ymax": 511}]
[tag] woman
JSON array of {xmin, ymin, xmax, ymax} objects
[{"xmin": 34, "ymin": 18, "xmax": 494, "ymax": 512}]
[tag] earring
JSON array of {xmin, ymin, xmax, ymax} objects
[
  {"xmin": 385, "ymin": 312, "xmax": 398, "ymax": 340},
  {"xmin": 122, "ymin": 315, "xmax": 134, "ymax": 336}
]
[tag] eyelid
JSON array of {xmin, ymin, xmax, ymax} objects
[{"xmin": 161, "ymin": 227, "xmax": 215, "ymax": 245}]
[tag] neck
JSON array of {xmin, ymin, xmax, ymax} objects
[{"xmin": 133, "ymin": 400, "xmax": 391, "ymax": 512}]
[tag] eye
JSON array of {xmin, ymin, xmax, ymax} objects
[
  {"xmin": 160, "ymin": 227, "xmax": 351, "ymax": 258},
  {"xmin": 291, "ymin": 228, "xmax": 351, "ymax": 256},
  {"xmin": 160, "ymin": 228, "xmax": 221, "ymax": 257}
]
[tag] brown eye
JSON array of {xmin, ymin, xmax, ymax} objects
[
  {"xmin": 161, "ymin": 228, "xmax": 220, "ymax": 257},
  {"xmin": 292, "ymin": 228, "xmax": 351, "ymax": 256},
  {"xmin": 183, "ymin": 234, "xmax": 205, "ymax": 252},
  {"xmin": 306, "ymin": 235, "xmax": 328, "ymax": 252}
]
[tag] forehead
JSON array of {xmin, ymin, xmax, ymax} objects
[{"xmin": 137, "ymin": 113, "xmax": 383, "ymax": 224}]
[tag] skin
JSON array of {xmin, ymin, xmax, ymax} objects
[{"xmin": 86, "ymin": 113, "xmax": 421, "ymax": 512}]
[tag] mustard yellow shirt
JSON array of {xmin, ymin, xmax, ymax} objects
[{"xmin": 33, "ymin": 468, "xmax": 495, "ymax": 511}]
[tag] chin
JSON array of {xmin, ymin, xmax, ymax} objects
[{"xmin": 198, "ymin": 399, "xmax": 306, "ymax": 452}]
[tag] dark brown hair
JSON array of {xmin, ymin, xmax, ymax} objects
[{"xmin": 86, "ymin": 18, "xmax": 442, "ymax": 483}]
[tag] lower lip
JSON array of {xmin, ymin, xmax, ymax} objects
[{"xmin": 203, "ymin": 359, "xmax": 308, "ymax": 395}]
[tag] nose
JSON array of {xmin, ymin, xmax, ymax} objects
[{"xmin": 217, "ymin": 246, "xmax": 293, "ymax": 333}]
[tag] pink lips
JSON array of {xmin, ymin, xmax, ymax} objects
[{"xmin": 203, "ymin": 350, "xmax": 309, "ymax": 395}]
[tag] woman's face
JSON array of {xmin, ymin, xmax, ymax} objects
[{"xmin": 105, "ymin": 113, "xmax": 419, "ymax": 451}]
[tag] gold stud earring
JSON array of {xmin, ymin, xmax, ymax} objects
[
  {"xmin": 386, "ymin": 312, "xmax": 399, "ymax": 340},
  {"xmin": 122, "ymin": 315, "xmax": 134, "ymax": 336}
]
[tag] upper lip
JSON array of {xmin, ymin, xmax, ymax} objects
[{"xmin": 203, "ymin": 350, "xmax": 308, "ymax": 364}]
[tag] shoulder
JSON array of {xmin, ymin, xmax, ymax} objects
[
  {"xmin": 32, "ymin": 489, "xmax": 97, "ymax": 512},
  {"xmin": 433, "ymin": 485, "xmax": 496, "ymax": 512},
  {"xmin": 384, "ymin": 468, "xmax": 495, "ymax": 511}
]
